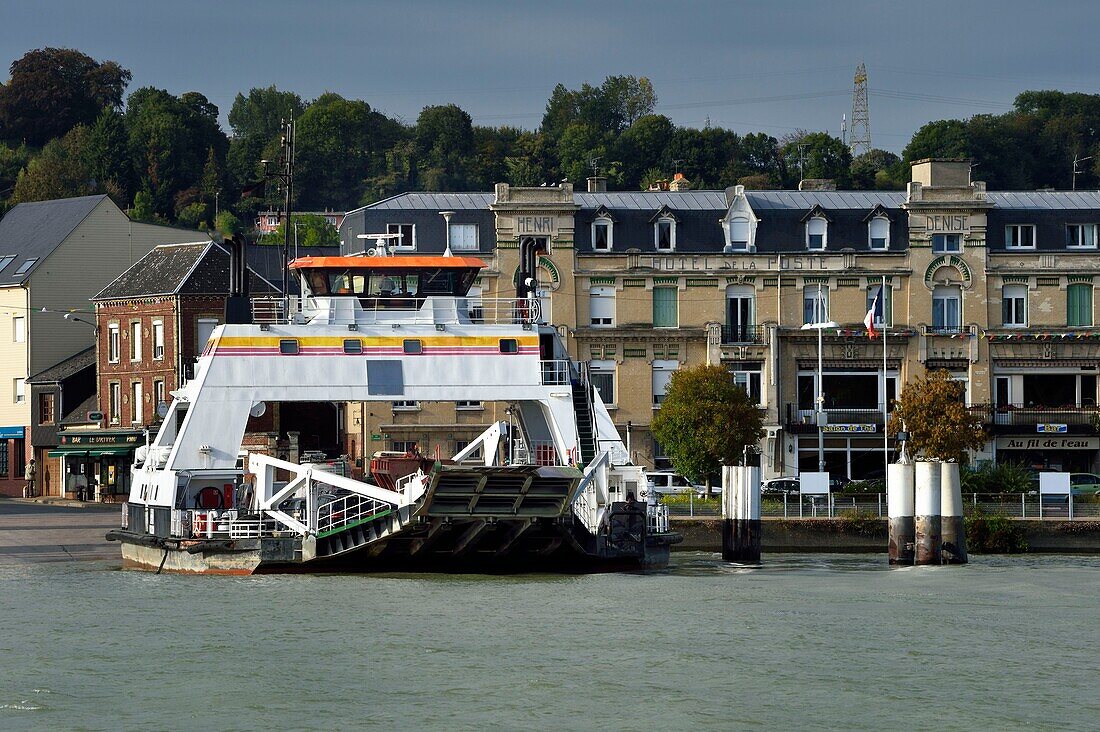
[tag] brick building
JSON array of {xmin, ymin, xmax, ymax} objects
[{"xmin": 337, "ymin": 161, "xmax": 1100, "ymax": 481}]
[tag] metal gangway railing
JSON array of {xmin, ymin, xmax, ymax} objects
[{"xmin": 315, "ymin": 492, "xmax": 393, "ymax": 537}]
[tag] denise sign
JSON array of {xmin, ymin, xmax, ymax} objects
[{"xmin": 1037, "ymin": 423, "xmax": 1068, "ymax": 434}]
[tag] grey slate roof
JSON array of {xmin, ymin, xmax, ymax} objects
[
  {"xmin": 26, "ymin": 347, "xmax": 95, "ymax": 385},
  {"xmin": 0, "ymin": 195, "xmax": 107, "ymax": 286},
  {"xmin": 94, "ymin": 241, "xmax": 279, "ymax": 300}
]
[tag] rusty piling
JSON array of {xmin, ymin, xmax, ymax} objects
[
  {"xmin": 887, "ymin": 462, "xmax": 915, "ymax": 565},
  {"xmin": 914, "ymin": 461, "xmax": 942, "ymax": 566}
]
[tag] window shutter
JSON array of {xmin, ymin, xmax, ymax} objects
[
  {"xmin": 652, "ymin": 287, "xmax": 678, "ymax": 327},
  {"xmin": 589, "ymin": 287, "xmax": 615, "ymax": 324}
]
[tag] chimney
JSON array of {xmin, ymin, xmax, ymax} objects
[
  {"xmin": 586, "ymin": 175, "xmax": 607, "ymax": 193},
  {"xmin": 669, "ymin": 172, "xmax": 691, "ymax": 191},
  {"xmin": 798, "ymin": 178, "xmax": 837, "ymax": 191}
]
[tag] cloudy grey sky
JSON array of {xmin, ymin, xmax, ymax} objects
[{"xmin": 2, "ymin": 0, "xmax": 1098, "ymax": 153}]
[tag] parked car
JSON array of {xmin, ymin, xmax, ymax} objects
[
  {"xmin": 1069, "ymin": 473, "xmax": 1100, "ymax": 496},
  {"xmin": 762, "ymin": 478, "xmax": 800, "ymax": 496},
  {"xmin": 647, "ymin": 471, "xmax": 707, "ymax": 496}
]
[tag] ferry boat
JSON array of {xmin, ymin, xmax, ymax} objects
[{"xmin": 107, "ymin": 235, "xmax": 680, "ymax": 573}]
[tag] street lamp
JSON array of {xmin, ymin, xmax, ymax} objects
[
  {"xmin": 799, "ymin": 284, "xmax": 838, "ymax": 473},
  {"xmin": 440, "ymin": 211, "xmax": 455, "ymax": 257}
]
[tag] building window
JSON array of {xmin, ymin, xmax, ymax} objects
[
  {"xmin": 803, "ymin": 286, "xmax": 829, "ymax": 325},
  {"xmin": 39, "ymin": 392, "xmax": 55, "ymax": 424},
  {"xmin": 589, "ymin": 360, "xmax": 616, "ymax": 406},
  {"xmin": 1002, "ymin": 284, "xmax": 1028, "ymax": 328},
  {"xmin": 449, "ymin": 223, "xmax": 479, "ymax": 252},
  {"xmin": 1068, "ymin": 284, "xmax": 1093, "ymax": 327},
  {"xmin": 152, "ymin": 321, "xmax": 164, "ymax": 360},
  {"xmin": 868, "ymin": 217, "xmax": 889, "ymax": 250},
  {"xmin": 14, "ymin": 258, "xmax": 37, "ymax": 275},
  {"xmin": 932, "ymin": 234, "xmax": 961, "ymax": 254},
  {"xmin": 387, "ymin": 223, "xmax": 415, "ymax": 251},
  {"xmin": 109, "ymin": 382, "xmax": 121, "ymax": 424},
  {"xmin": 592, "ymin": 218, "xmax": 613, "ymax": 251},
  {"xmin": 866, "ymin": 285, "xmax": 892, "ymax": 327},
  {"xmin": 0, "ymin": 255, "xmax": 14, "ymax": 272},
  {"xmin": 731, "ymin": 369, "xmax": 763, "ymax": 406},
  {"xmin": 13, "ymin": 378, "xmax": 24, "ymax": 403},
  {"xmin": 392, "ymin": 401, "xmax": 419, "ymax": 411},
  {"xmin": 1005, "ymin": 224, "xmax": 1035, "ymax": 249},
  {"xmin": 652, "ymin": 286, "xmax": 678, "ymax": 328},
  {"xmin": 196, "ymin": 318, "xmax": 219, "ymax": 352},
  {"xmin": 1067, "ymin": 224, "xmax": 1098, "ymax": 249},
  {"xmin": 131, "ymin": 381, "xmax": 143, "ymax": 424},
  {"xmin": 589, "ymin": 286, "xmax": 615, "ymax": 327},
  {"xmin": 129, "ymin": 321, "xmax": 142, "ymax": 361},
  {"xmin": 402, "ymin": 339, "xmax": 423, "ymax": 355},
  {"xmin": 932, "ymin": 285, "xmax": 962, "ymax": 332},
  {"xmin": 108, "ymin": 323, "xmax": 120, "ymax": 363},
  {"xmin": 499, "ymin": 338, "xmax": 518, "ymax": 354},
  {"xmin": 652, "ymin": 360, "xmax": 678, "ymax": 407},
  {"xmin": 391, "ymin": 440, "xmax": 418, "ymax": 454},
  {"xmin": 342, "ymin": 338, "xmax": 362, "ymax": 354},
  {"xmin": 279, "ymin": 339, "xmax": 300, "ymax": 355},
  {"xmin": 13, "ymin": 316, "xmax": 25, "ymax": 343},
  {"xmin": 655, "ymin": 218, "xmax": 675, "ymax": 252},
  {"xmin": 727, "ymin": 217, "xmax": 751, "ymax": 251},
  {"xmin": 456, "ymin": 400, "xmax": 482, "ymax": 410},
  {"xmin": 806, "ymin": 217, "xmax": 827, "ymax": 250},
  {"xmin": 154, "ymin": 380, "xmax": 166, "ymax": 411}
]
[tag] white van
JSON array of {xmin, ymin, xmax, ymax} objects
[{"xmin": 647, "ymin": 471, "xmax": 706, "ymax": 496}]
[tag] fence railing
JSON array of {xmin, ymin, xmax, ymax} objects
[
  {"xmin": 283, "ymin": 295, "xmax": 542, "ymax": 326},
  {"xmin": 720, "ymin": 324, "xmax": 767, "ymax": 345},
  {"xmin": 315, "ymin": 492, "xmax": 392, "ymax": 537},
  {"xmin": 540, "ymin": 360, "xmax": 571, "ymax": 385},
  {"xmin": 785, "ymin": 403, "xmax": 890, "ymax": 430},
  {"xmin": 662, "ymin": 493, "xmax": 1100, "ymax": 519},
  {"xmin": 967, "ymin": 403, "xmax": 1100, "ymax": 430}
]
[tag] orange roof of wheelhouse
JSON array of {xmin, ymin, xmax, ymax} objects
[{"xmin": 290, "ymin": 255, "xmax": 487, "ymax": 270}]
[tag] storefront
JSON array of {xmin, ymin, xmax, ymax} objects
[
  {"xmin": 48, "ymin": 429, "xmax": 143, "ymax": 502},
  {"xmin": 995, "ymin": 435, "xmax": 1099, "ymax": 473},
  {"xmin": 796, "ymin": 429, "xmax": 892, "ymax": 481},
  {"xmin": 0, "ymin": 426, "xmax": 27, "ymax": 497}
]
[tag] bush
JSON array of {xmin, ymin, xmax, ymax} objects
[
  {"xmin": 961, "ymin": 462, "xmax": 1033, "ymax": 494},
  {"xmin": 966, "ymin": 508, "xmax": 1028, "ymax": 553},
  {"xmin": 841, "ymin": 479, "xmax": 885, "ymax": 494}
]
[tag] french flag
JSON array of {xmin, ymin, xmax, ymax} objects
[{"xmin": 864, "ymin": 286, "xmax": 882, "ymax": 339}]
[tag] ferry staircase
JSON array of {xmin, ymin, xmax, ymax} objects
[
  {"xmin": 571, "ymin": 364, "xmax": 598, "ymax": 466},
  {"xmin": 313, "ymin": 493, "xmax": 405, "ymax": 559}
]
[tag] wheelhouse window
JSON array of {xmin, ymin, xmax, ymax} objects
[
  {"xmin": 652, "ymin": 286, "xmax": 678, "ymax": 328},
  {"xmin": 592, "ymin": 218, "xmax": 613, "ymax": 251},
  {"xmin": 589, "ymin": 286, "xmax": 615, "ymax": 327},
  {"xmin": 655, "ymin": 218, "xmax": 675, "ymax": 252},
  {"xmin": 1067, "ymin": 224, "xmax": 1097, "ymax": 249},
  {"xmin": 932, "ymin": 234, "xmax": 961, "ymax": 254},
  {"xmin": 1068, "ymin": 284, "xmax": 1093, "ymax": 327},
  {"xmin": 806, "ymin": 217, "xmax": 827, "ymax": 250},
  {"xmin": 1002, "ymin": 284, "xmax": 1028, "ymax": 328},
  {"xmin": 932, "ymin": 285, "xmax": 962, "ymax": 332},
  {"xmin": 304, "ymin": 267, "xmax": 478, "ymax": 300},
  {"xmin": 1005, "ymin": 224, "xmax": 1035, "ymax": 249},
  {"xmin": 107, "ymin": 324, "xmax": 120, "ymax": 363},
  {"xmin": 589, "ymin": 360, "xmax": 616, "ymax": 406},
  {"xmin": 279, "ymin": 339, "xmax": 300, "ymax": 355},
  {"xmin": 448, "ymin": 223, "xmax": 479, "ymax": 252},
  {"xmin": 386, "ymin": 224, "xmax": 415, "ymax": 251},
  {"xmin": 651, "ymin": 360, "xmax": 678, "ymax": 406},
  {"xmin": 868, "ymin": 217, "xmax": 889, "ymax": 250},
  {"xmin": 727, "ymin": 217, "xmax": 751, "ymax": 251},
  {"xmin": 803, "ymin": 286, "xmax": 829, "ymax": 325}
]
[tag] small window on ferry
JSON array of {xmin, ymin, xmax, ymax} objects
[
  {"xmin": 403, "ymin": 339, "xmax": 423, "ymax": 354},
  {"xmin": 279, "ymin": 339, "xmax": 300, "ymax": 355},
  {"xmin": 343, "ymin": 339, "xmax": 362, "ymax": 354},
  {"xmin": 499, "ymin": 338, "xmax": 518, "ymax": 354}
]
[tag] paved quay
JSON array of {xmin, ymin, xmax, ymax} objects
[{"xmin": 0, "ymin": 498, "xmax": 120, "ymax": 565}]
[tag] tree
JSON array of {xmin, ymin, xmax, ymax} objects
[
  {"xmin": 86, "ymin": 108, "xmax": 132, "ymax": 201},
  {"xmin": 0, "ymin": 47, "xmax": 131, "ymax": 146},
  {"xmin": 616, "ymin": 114, "xmax": 674, "ymax": 188},
  {"xmin": 903, "ymin": 119, "xmax": 970, "ymax": 162},
  {"xmin": 272, "ymin": 213, "xmax": 339, "ymax": 248},
  {"xmin": 781, "ymin": 131, "xmax": 852, "ymax": 186},
  {"xmin": 651, "ymin": 364, "xmax": 765, "ymax": 486},
  {"xmin": 888, "ymin": 370, "xmax": 986, "ymax": 463},
  {"xmin": 214, "ymin": 210, "xmax": 243, "ymax": 237},
  {"xmin": 227, "ymin": 86, "xmax": 305, "ymax": 140},
  {"xmin": 850, "ymin": 148, "xmax": 902, "ymax": 190},
  {"xmin": 414, "ymin": 104, "xmax": 475, "ymax": 189},
  {"xmin": 11, "ymin": 125, "xmax": 97, "ymax": 202}
]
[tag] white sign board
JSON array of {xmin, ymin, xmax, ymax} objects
[
  {"xmin": 799, "ymin": 472, "xmax": 831, "ymax": 495},
  {"xmin": 1038, "ymin": 472, "xmax": 1071, "ymax": 496}
]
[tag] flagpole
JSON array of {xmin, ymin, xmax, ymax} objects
[{"xmin": 882, "ymin": 275, "xmax": 889, "ymax": 488}]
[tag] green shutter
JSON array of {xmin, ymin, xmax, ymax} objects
[
  {"xmin": 652, "ymin": 287, "xmax": 678, "ymax": 327},
  {"xmin": 1069, "ymin": 284, "xmax": 1093, "ymax": 327}
]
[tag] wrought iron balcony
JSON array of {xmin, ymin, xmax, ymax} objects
[
  {"xmin": 720, "ymin": 324, "xmax": 767, "ymax": 344},
  {"xmin": 971, "ymin": 403, "xmax": 1100, "ymax": 434},
  {"xmin": 784, "ymin": 403, "xmax": 889, "ymax": 433}
]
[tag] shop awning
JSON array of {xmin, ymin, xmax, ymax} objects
[
  {"xmin": 46, "ymin": 446, "xmax": 134, "ymax": 458},
  {"xmin": 88, "ymin": 448, "xmax": 133, "ymax": 457},
  {"xmin": 47, "ymin": 447, "xmax": 88, "ymax": 457}
]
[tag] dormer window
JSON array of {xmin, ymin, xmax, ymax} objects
[
  {"xmin": 868, "ymin": 216, "xmax": 889, "ymax": 250},
  {"xmin": 593, "ymin": 216, "xmax": 613, "ymax": 251},
  {"xmin": 806, "ymin": 217, "xmax": 827, "ymax": 251},
  {"xmin": 727, "ymin": 217, "xmax": 751, "ymax": 251},
  {"xmin": 655, "ymin": 217, "xmax": 675, "ymax": 252}
]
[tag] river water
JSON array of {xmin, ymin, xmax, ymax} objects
[{"xmin": 1, "ymin": 553, "xmax": 1098, "ymax": 731}]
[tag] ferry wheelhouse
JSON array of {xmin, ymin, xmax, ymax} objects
[{"xmin": 108, "ymin": 237, "xmax": 679, "ymax": 573}]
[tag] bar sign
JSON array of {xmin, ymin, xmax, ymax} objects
[{"xmin": 1037, "ymin": 423, "xmax": 1068, "ymax": 433}]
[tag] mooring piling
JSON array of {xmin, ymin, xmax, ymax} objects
[
  {"xmin": 914, "ymin": 461, "xmax": 942, "ymax": 566},
  {"xmin": 887, "ymin": 462, "xmax": 915, "ymax": 565},
  {"xmin": 940, "ymin": 462, "xmax": 967, "ymax": 564},
  {"xmin": 722, "ymin": 465, "xmax": 761, "ymax": 564}
]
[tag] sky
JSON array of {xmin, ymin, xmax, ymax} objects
[{"xmin": 2, "ymin": 0, "xmax": 1099, "ymax": 154}]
